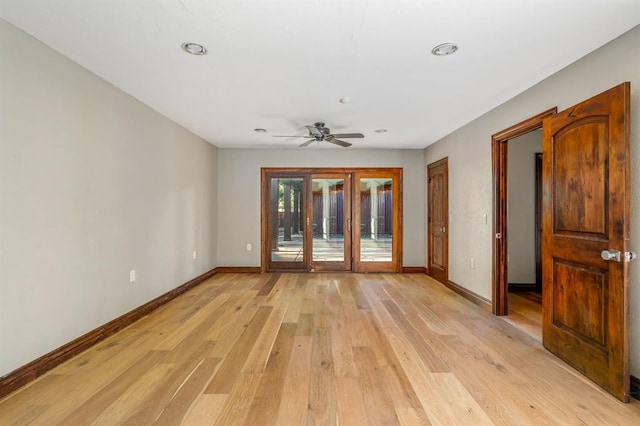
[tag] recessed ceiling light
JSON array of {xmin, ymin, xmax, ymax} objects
[
  {"xmin": 182, "ymin": 42, "xmax": 207, "ymax": 55},
  {"xmin": 375, "ymin": 129, "xmax": 388, "ymax": 133},
  {"xmin": 431, "ymin": 43, "xmax": 459, "ymax": 56},
  {"xmin": 254, "ymin": 128, "xmax": 267, "ymax": 133}
]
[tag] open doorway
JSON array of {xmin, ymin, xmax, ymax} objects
[
  {"xmin": 504, "ymin": 131, "xmax": 542, "ymax": 340},
  {"xmin": 491, "ymin": 107, "xmax": 557, "ymax": 321},
  {"xmin": 493, "ymin": 84, "xmax": 631, "ymax": 402}
]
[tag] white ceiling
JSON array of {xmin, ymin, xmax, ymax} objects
[{"xmin": 1, "ymin": 1, "xmax": 638, "ymax": 149}]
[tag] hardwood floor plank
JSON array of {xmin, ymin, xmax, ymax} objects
[
  {"xmin": 294, "ymin": 312, "xmax": 314, "ymax": 336},
  {"xmin": 382, "ymin": 299, "xmax": 449, "ymax": 373},
  {"xmin": 280, "ymin": 275, "xmax": 305, "ymax": 323},
  {"xmin": 307, "ymin": 327, "xmax": 338, "ymax": 425},
  {"xmin": 153, "ymin": 291, "xmax": 232, "ymax": 351},
  {"xmin": 335, "ymin": 376, "xmax": 369, "ymax": 426},
  {"xmin": 213, "ymin": 372, "xmax": 262, "ymax": 426},
  {"xmin": 353, "ymin": 346, "xmax": 400, "ymax": 425},
  {"xmin": 91, "ymin": 363, "xmax": 176, "ymax": 425},
  {"xmin": 154, "ymin": 357, "xmax": 222, "ymax": 425},
  {"xmin": 205, "ymin": 306, "xmax": 272, "ymax": 394},
  {"xmin": 121, "ymin": 341, "xmax": 218, "ymax": 425},
  {"xmin": 275, "ymin": 335, "xmax": 312, "ymax": 425},
  {"xmin": 241, "ymin": 306, "xmax": 288, "ymax": 374},
  {"xmin": 58, "ymin": 350, "xmax": 169, "ymax": 424},
  {"xmin": 180, "ymin": 394, "xmax": 227, "ymax": 426},
  {"xmin": 428, "ymin": 372, "xmax": 494, "ymax": 425},
  {"xmin": 244, "ymin": 323, "xmax": 296, "ymax": 425},
  {"xmin": 255, "ymin": 273, "xmax": 280, "ymax": 295},
  {"xmin": 2, "ymin": 272, "xmax": 640, "ymax": 425}
]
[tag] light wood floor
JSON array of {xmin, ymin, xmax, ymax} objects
[
  {"xmin": 1, "ymin": 273, "xmax": 639, "ymax": 425},
  {"xmin": 503, "ymin": 292, "xmax": 543, "ymax": 342}
]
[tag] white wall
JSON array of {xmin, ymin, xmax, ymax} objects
[
  {"xmin": 0, "ymin": 19, "xmax": 218, "ymax": 376},
  {"xmin": 507, "ymin": 131, "xmax": 542, "ymax": 284},
  {"xmin": 217, "ymin": 149, "xmax": 426, "ymax": 267},
  {"xmin": 424, "ymin": 26, "xmax": 640, "ymax": 377}
]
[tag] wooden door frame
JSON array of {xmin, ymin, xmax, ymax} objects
[
  {"xmin": 427, "ymin": 157, "xmax": 448, "ymax": 283},
  {"xmin": 261, "ymin": 167, "xmax": 403, "ymax": 273},
  {"xmin": 491, "ymin": 107, "xmax": 557, "ymax": 315}
]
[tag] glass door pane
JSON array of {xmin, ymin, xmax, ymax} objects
[
  {"xmin": 311, "ymin": 174, "xmax": 351, "ymax": 271},
  {"xmin": 261, "ymin": 168, "xmax": 401, "ymax": 273},
  {"xmin": 267, "ymin": 176, "xmax": 308, "ymax": 270},
  {"xmin": 353, "ymin": 170, "xmax": 402, "ymax": 273},
  {"xmin": 359, "ymin": 178, "xmax": 392, "ymax": 261}
]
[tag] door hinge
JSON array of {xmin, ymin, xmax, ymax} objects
[{"xmin": 624, "ymin": 251, "xmax": 637, "ymax": 262}]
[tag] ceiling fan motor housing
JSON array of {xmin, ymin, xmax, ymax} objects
[{"xmin": 314, "ymin": 122, "xmax": 330, "ymax": 134}]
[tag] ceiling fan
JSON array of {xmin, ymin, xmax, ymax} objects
[{"xmin": 273, "ymin": 122, "xmax": 364, "ymax": 147}]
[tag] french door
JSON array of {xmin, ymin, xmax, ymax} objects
[{"xmin": 261, "ymin": 168, "xmax": 402, "ymax": 272}]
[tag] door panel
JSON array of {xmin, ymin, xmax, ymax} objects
[
  {"xmin": 311, "ymin": 174, "xmax": 351, "ymax": 271},
  {"xmin": 265, "ymin": 175, "xmax": 308, "ymax": 271},
  {"xmin": 552, "ymin": 121, "xmax": 607, "ymax": 236},
  {"xmin": 542, "ymin": 82, "xmax": 630, "ymax": 401},
  {"xmin": 352, "ymin": 170, "xmax": 402, "ymax": 273},
  {"xmin": 428, "ymin": 158, "xmax": 448, "ymax": 284}
]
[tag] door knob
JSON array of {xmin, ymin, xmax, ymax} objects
[{"xmin": 601, "ymin": 249, "xmax": 621, "ymax": 262}]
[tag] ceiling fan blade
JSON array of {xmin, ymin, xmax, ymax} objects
[
  {"xmin": 306, "ymin": 125, "xmax": 323, "ymax": 137},
  {"xmin": 272, "ymin": 135, "xmax": 313, "ymax": 138},
  {"xmin": 327, "ymin": 138, "xmax": 352, "ymax": 147},
  {"xmin": 330, "ymin": 133, "xmax": 364, "ymax": 138},
  {"xmin": 299, "ymin": 139, "xmax": 315, "ymax": 147}
]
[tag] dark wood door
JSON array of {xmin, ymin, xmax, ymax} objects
[
  {"xmin": 428, "ymin": 158, "xmax": 448, "ymax": 284},
  {"xmin": 542, "ymin": 83, "xmax": 631, "ymax": 402}
]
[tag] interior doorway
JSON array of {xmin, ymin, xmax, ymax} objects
[
  {"xmin": 494, "ymin": 84, "xmax": 632, "ymax": 402},
  {"xmin": 491, "ymin": 107, "xmax": 557, "ymax": 316},
  {"xmin": 502, "ymin": 132, "xmax": 543, "ymax": 340}
]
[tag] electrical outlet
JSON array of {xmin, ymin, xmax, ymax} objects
[
  {"xmin": 246, "ymin": 243, "xmax": 252, "ymax": 251},
  {"xmin": 129, "ymin": 270, "xmax": 136, "ymax": 283},
  {"xmin": 470, "ymin": 258, "xmax": 475, "ymax": 269},
  {"xmin": 193, "ymin": 250, "xmax": 197, "ymax": 260}
]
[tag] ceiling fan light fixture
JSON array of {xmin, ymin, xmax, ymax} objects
[
  {"xmin": 182, "ymin": 42, "xmax": 207, "ymax": 55},
  {"xmin": 431, "ymin": 42, "xmax": 458, "ymax": 56}
]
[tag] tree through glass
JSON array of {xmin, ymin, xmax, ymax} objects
[{"xmin": 270, "ymin": 177, "xmax": 304, "ymax": 263}]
